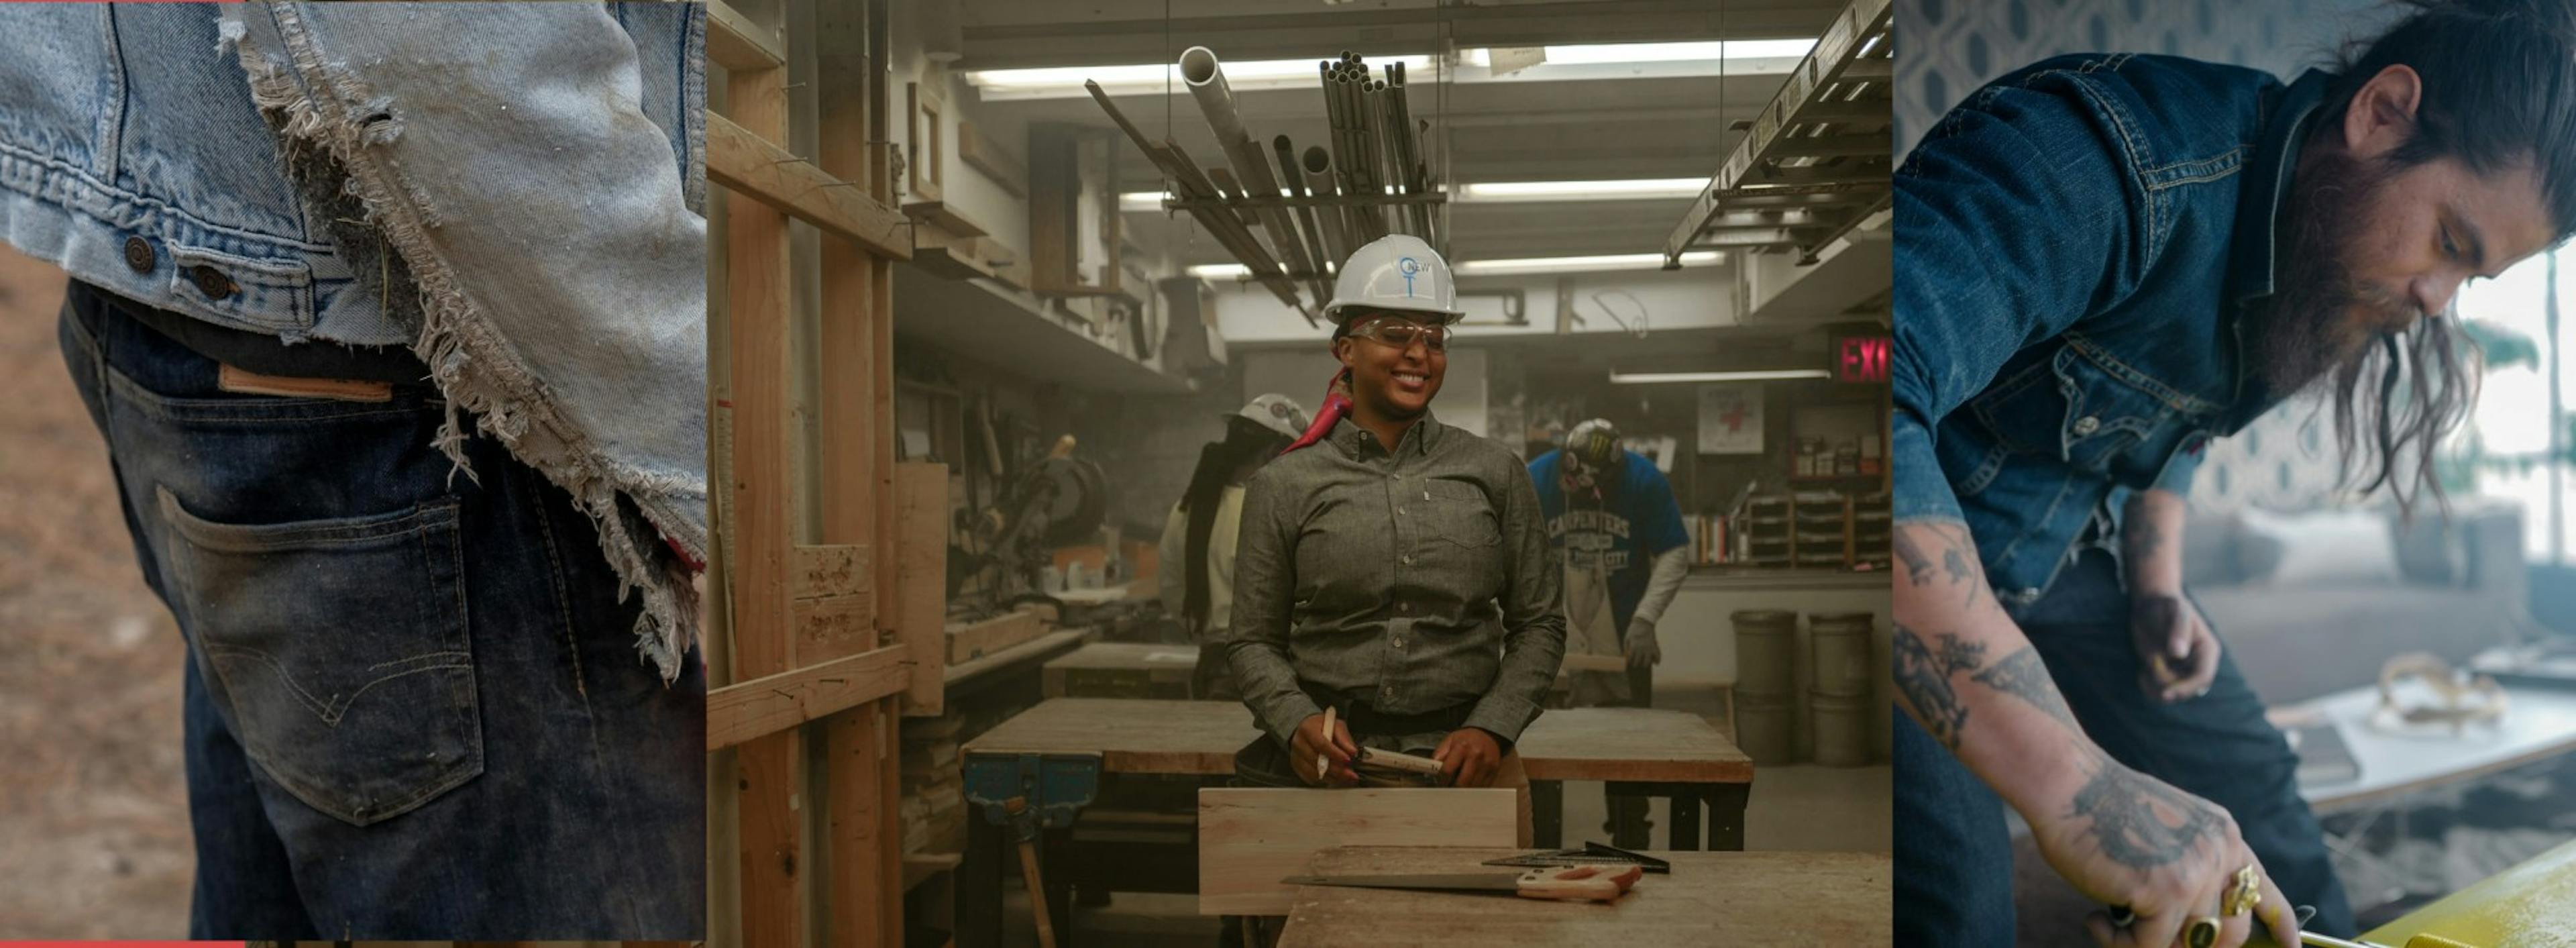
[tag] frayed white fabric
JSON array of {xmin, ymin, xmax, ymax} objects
[{"xmin": 222, "ymin": 3, "xmax": 708, "ymax": 680}]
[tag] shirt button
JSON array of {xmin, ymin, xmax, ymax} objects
[
  {"xmin": 1394, "ymin": 638, "xmax": 1405, "ymax": 648},
  {"xmin": 1401, "ymin": 555, "xmax": 1414, "ymax": 566},
  {"xmin": 191, "ymin": 265, "xmax": 237, "ymax": 300},
  {"xmin": 122, "ymin": 237, "xmax": 155, "ymax": 274},
  {"xmin": 2072, "ymin": 416, "xmax": 2101, "ymax": 435},
  {"xmin": 1399, "ymin": 602, "xmax": 1410, "ymax": 613},
  {"xmin": 1397, "ymin": 507, "xmax": 1407, "ymax": 516}
]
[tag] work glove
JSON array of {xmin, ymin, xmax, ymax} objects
[{"xmin": 1625, "ymin": 615, "xmax": 1662, "ymax": 670}]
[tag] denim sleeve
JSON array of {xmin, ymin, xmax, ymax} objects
[
  {"xmin": 2151, "ymin": 442, "xmax": 2206, "ymax": 495},
  {"xmin": 1892, "ymin": 68, "xmax": 2151, "ymax": 523},
  {"xmin": 1464, "ymin": 460, "xmax": 1566, "ymax": 745},
  {"xmin": 1223, "ymin": 468, "xmax": 1322, "ymax": 747}
]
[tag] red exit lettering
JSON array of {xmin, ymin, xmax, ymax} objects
[{"xmin": 1837, "ymin": 335, "xmax": 1889, "ymax": 383}]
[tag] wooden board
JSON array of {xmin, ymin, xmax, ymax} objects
[
  {"xmin": 791, "ymin": 543, "xmax": 875, "ymax": 659},
  {"xmin": 893, "ymin": 463, "xmax": 949, "ymax": 714},
  {"xmin": 905, "ymin": 82, "xmax": 944, "ymax": 203},
  {"xmin": 719, "ymin": 62, "xmax": 803, "ymax": 948},
  {"xmin": 900, "ymin": 199, "xmax": 987, "ymax": 238},
  {"xmin": 1041, "ymin": 641, "xmax": 1200, "ymax": 698},
  {"xmin": 703, "ymin": 0, "xmax": 783, "ymax": 72},
  {"xmin": 957, "ymin": 119, "xmax": 1027, "ymax": 198},
  {"xmin": 1277, "ymin": 847, "xmax": 1893, "ymax": 946},
  {"xmin": 943, "ymin": 609, "xmax": 1049, "ymax": 664},
  {"xmin": 1198, "ymin": 789, "xmax": 1523, "ymax": 916},
  {"xmin": 1514, "ymin": 708, "xmax": 1754, "ymax": 784},
  {"xmin": 706, "ymin": 112, "xmax": 913, "ymax": 261},
  {"xmin": 962, "ymin": 699, "xmax": 1756, "ymax": 784},
  {"xmin": 707, "ymin": 644, "xmax": 910, "ymax": 749}
]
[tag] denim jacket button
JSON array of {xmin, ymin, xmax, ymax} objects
[
  {"xmin": 191, "ymin": 264, "xmax": 237, "ymax": 300},
  {"xmin": 2072, "ymin": 415, "xmax": 2101, "ymax": 435},
  {"xmin": 121, "ymin": 237, "xmax": 155, "ymax": 274}
]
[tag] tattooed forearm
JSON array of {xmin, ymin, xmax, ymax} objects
[
  {"xmin": 2068, "ymin": 757, "xmax": 2220, "ymax": 870},
  {"xmin": 1894, "ymin": 623, "xmax": 1971, "ymax": 747},
  {"xmin": 2124, "ymin": 517, "xmax": 2163, "ymax": 561},
  {"xmin": 1896, "ymin": 622, "xmax": 2084, "ymax": 750},
  {"xmin": 1896, "ymin": 521, "xmax": 1988, "ymax": 610},
  {"xmin": 1894, "ymin": 530, "xmax": 1936, "ymax": 586},
  {"xmin": 1968, "ymin": 647, "xmax": 2082, "ymax": 733}
]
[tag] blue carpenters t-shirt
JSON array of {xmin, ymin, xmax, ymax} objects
[{"xmin": 1528, "ymin": 449, "xmax": 1690, "ymax": 636}]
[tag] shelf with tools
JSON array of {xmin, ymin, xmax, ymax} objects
[
  {"xmin": 1087, "ymin": 48, "xmax": 1448, "ymax": 324},
  {"xmin": 1662, "ymin": 0, "xmax": 1893, "ymax": 267}
]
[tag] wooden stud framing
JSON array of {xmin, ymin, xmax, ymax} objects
[{"xmin": 708, "ymin": 2, "xmax": 929, "ymax": 946}]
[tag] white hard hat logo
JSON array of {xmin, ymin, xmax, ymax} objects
[{"xmin": 1399, "ymin": 256, "xmax": 1419, "ymax": 297}]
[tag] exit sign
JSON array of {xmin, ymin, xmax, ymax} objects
[{"xmin": 1833, "ymin": 332, "xmax": 1890, "ymax": 384}]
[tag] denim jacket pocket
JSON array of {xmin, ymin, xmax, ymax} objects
[
  {"xmin": 154, "ymin": 485, "xmax": 482, "ymax": 827},
  {"xmin": 1970, "ymin": 346, "xmax": 2169, "ymax": 475}
]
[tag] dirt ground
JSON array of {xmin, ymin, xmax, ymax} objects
[{"xmin": 0, "ymin": 244, "xmax": 194, "ymax": 936}]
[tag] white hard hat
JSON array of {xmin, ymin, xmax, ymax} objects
[
  {"xmin": 1234, "ymin": 393, "xmax": 1309, "ymax": 439},
  {"xmin": 1323, "ymin": 234, "xmax": 1464, "ymax": 325}
]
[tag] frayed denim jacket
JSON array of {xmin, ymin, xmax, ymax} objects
[
  {"xmin": 0, "ymin": 3, "xmax": 708, "ymax": 677},
  {"xmin": 1892, "ymin": 54, "xmax": 2332, "ymax": 607}
]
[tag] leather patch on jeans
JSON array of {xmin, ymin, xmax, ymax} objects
[{"xmin": 217, "ymin": 363, "xmax": 393, "ymax": 403}]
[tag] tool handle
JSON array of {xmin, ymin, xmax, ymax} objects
[
  {"xmin": 1512, "ymin": 864, "xmax": 1643, "ymax": 902},
  {"xmin": 1316, "ymin": 706, "xmax": 1337, "ymax": 784},
  {"xmin": 1358, "ymin": 746, "xmax": 1445, "ymax": 775}
]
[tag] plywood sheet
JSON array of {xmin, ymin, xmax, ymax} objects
[{"xmin": 1198, "ymin": 789, "xmax": 1523, "ymax": 916}]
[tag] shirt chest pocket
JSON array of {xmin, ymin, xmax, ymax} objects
[
  {"xmin": 1419, "ymin": 479, "xmax": 1501, "ymax": 548},
  {"xmin": 1970, "ymin": 346, "xmax": 2175, "ymax": 476},
  {"xmin": 1415, "ymin": 478, "xmax": 1503, "ymax": 601}
]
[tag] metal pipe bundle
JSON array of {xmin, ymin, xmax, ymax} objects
[
  {"xmin": 1083, "ymin": 80, "xmax": 1306, "ymax": 316},
  {"xmin": 1180, "ymin": 46, "xmax": 1319, "ymax": 295},
  {"xmin": 1275, "ymin": 134, "xmax": 1335, "ymax": 301},
  {"xmin": 1387, "ymin": 62, "xmax": 1432, "ymax": 240},
  {"xmin": 1300, "ymin": 145, "xmax": 1350, "ymax": 269}
]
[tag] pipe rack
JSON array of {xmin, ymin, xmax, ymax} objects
[
  {"xmin": 1090, "ymin": 47, "xmax": 1446, "ymax": 316},
  {"xmin": 1661, "ymin": 0, "xmax": 1893, "ymax": 267}
]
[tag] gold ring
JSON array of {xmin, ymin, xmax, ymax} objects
[
  {"xmin": 2224, "ymin": 863, "xmax": 2261, "ymax": 916},
  {"xmin": 2186, "ymin": 916, "xmax": 2222, "ymax": 948}
]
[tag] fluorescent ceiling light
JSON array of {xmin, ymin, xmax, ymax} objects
[
  {"xmin": 967, "ymin": 55, "xmax": 1435, "ymax": 99},
  {"xmin": 1187, "ymin": 264, "xmax": 1252, "ymax": 280},
  {"xmin": 1465, "ymin": 38, "xmax": 1815, "ymax": 69},
  {"xmin": 1609, "ymin": 369, "xmax": 1831, "ymax": 384},
  {"xmin": 1458, "ymin": 178, "xmax": 1705, "ymax": 203},
  {"xmin": 1456, "ymin": 252, "xmax": 1721, "ymax": 274}
]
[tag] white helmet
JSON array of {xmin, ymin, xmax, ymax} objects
[
  {"xmin": 1323, "ymin": 234, "xmax": 1464, "ymax": 325},
  {"xmin": 1234, "ymin": 393, "xmax": 1309, "ymax": 439}
]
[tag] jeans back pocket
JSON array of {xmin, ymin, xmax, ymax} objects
[{"xmin": 155, "ymin": 485, "xmax": 482, "ymax": 827}]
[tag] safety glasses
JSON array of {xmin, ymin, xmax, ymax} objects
[{"xmin": 1348, "ymin": 315, "xmax": 1450, "ymax": 354}]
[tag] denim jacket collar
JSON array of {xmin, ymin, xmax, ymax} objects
[
  {"xmin": 2222, "ymin": 69, "xmax": 2337, "ymax": 419},
  {"xmin": 2227, "ymin": 69, "xmax": 2338, "ymax": 310}
]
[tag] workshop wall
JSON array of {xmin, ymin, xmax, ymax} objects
[{"xmin": 1894, "ymin": 0, "xmax": 2386, "ymax": 513}]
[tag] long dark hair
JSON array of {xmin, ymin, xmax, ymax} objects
[
  {"xmin": 1179, "ymin": 417, "xmax": 1287, "ymax": 635},
  {"xmin": 2313, "ymin": 0, "xmax": 2576, "ymax": 515}
]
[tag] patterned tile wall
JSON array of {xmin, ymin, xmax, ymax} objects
[{"xmin": 1894, "ymin": 0, "xmax": 2390, "ymax": 511}]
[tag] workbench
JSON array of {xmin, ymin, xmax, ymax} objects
[
  {"xmin": 953, "ymin": 698, "xmax": 1752, "ymax": 947},
  {"xmin": 1276, "ymin": 846, "xmax": 1891, "ymax": 946},
  {"xmin": 1040, "ymin": 641, "xmax": 1200, "ymax": 698}
]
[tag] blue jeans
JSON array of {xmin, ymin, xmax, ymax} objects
[
  {"xmin": 1894, "ymin": 552, "xmax": 2353, "ymax": 945},
  {"xmin": 59, "ymin": 282, "xmax": 704, "ymax": 938}
]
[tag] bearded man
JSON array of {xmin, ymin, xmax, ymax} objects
[{"xmin": 1889, "ymin": 3, "xmax": 2576, "ymax": 947}]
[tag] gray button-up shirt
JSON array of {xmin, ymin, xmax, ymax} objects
[{"xmin": 1222, "ymin": 411, "xmax": 1566, "ymax": 747}]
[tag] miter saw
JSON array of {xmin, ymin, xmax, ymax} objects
[{"xmin": 952, "ymin": 433, "xmax": 1108, "ymax": 604}]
